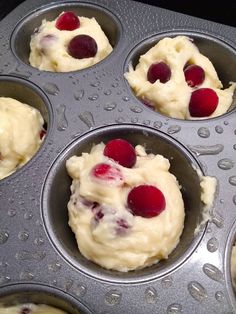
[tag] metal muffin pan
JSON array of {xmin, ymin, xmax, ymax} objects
[{"xmin": 0, "ymin": 0, "xmax": 235, "ymax": 313}]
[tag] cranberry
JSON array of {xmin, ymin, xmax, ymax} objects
[
  {"xmin": 104, "ymin": 139, "xmax": 136, "ymax": 168},
  {"xmin": 68, "ymin": 34, "xmax": 97, "ymax": 59},
  {"xmin": 91, "ymin": 163, "xmax": 123, "ymax": 185},
  {"xmin": 55, "ymin": 11, "xmax": 80, "ymax": 31},
  {"xmin": 20, "ymin": 307, "xmax": 31, "ymax": 314},
  {"xmin": 39, "ymin": 129, "xmax": 46, "ymax": 139},
  {"xmin": 184, "ymin": 65, "xmax": 205, "ymax": 87},
  {"xmin": 147, "ymin": 61, "xmax": 171, "ymax": 84},
  {"xmin": 189, "ymin": 88, "xmax": 218, "ymax": 117},
  {"xmin": 127, "ymin": 185, "xmax": 166, "ymax": 218}
]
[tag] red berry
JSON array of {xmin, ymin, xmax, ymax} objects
[
  {"xmin": 20, "ymin": 308, "xmax": 31, "ymax": 314},
  {"xmin": 55, "ymin": 11, "xmax": 80, "ymax": 31},
  {"xmin": 189, "ymin": 88, "xmax": 218, "ymax": 117},
  {"xmin": 147, "ymin": 62, "xmax": 171, "ymax": 83},
  {"xmin": 91, "ymin": 163, "xmax": 123, "ymax": 185},
  {"xmin": 184, "ymin": 65, "xmax": 205, "ymax": 87},
  {"xmin": 39, "ymin": 129, "xmax": 46, "ymax": 139},
  {"xmin": 127, "ymin": 185, "xmax": 166, "ymax": 218},
  {"xmin": 104, "ymin": 139, "xmax": 136, "ymax": 168},
  {"xmin": 68, "ymin": 34, "xmax": 97, "ymax": 59}
]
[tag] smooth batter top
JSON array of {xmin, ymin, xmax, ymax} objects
[
  {"xmin": 0, "ymin": 303, "xmax": 67, "ymax": 314},
  {"xmin": 0, "ymin": 97, "xmax": 44, "ymax": 180},
  {"xmin": 29, "ymin": 13, "xmax": 113, "ymax": 72},
  {"xmin": 124, "ymin": 36, "xmax": 236, "ymax": 119},
  {"xmin": 66, "ymin": 143, "xmax": 185, "ymax": 272},
  {"xmin": 231, "ymin": 244, "xmax": 236, "ymax": 291}
]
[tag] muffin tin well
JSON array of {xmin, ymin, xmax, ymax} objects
[{"xmin": 0, "ymin": 0, "xmax": 236, "ymax": 313}]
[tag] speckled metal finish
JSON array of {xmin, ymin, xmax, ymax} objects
[{"xmin": 0, "ymin": 0, "xmax": 235, "ymax": 313}]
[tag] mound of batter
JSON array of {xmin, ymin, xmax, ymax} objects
[
  {"xmin": 29, "ymin": 11, "xmax": 113, "ymax": 72},
  {"xmin": 66, "ymin": 141, "xmax": 185, "ymax": 272},
  {"xmin": 0, "ymin": 97, "xmax": 45, "ymax": 180},
  {"xmin": 124, "ymin": 36, "xmax": 236, "ymax": 119},
  {"xmin": 0, "ymin": 303, "xmax": 67, "ymax": 314},
  {"xmin": 231, "ymin": 244, "xmax": 236, "ymax": 291}
]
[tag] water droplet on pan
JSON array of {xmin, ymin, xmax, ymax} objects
[
  {"xmin": 233, "ymin": 195, "xmax": 236, "ymax": 205},
  {"xmin": 153, "ymin": 121, "xmax": 163, "ymax": 129},
  {"xmin": 215, "ymin": 291, "xmax": 225, "ymax": 302},
  {"xmin": 198, "ymin": 127, "xmax": 210, "ymax": 138},
  {"xmin": 7, "ymin": 209, "xmax": 16, "ymax": 217},
  {"xmin": 0, "ymin": 231, "xmax": 9, "ymax": 244},
  {"xmin": 188, "ymin": 144, "xmax": 224, "ymax": 156},
  {"xmin": 74, "ymin": 89, "xmax": 84, "ymax": 100},
  {"xmin": 104, "ymin": 89, "xmax": 112, "ymax": 95},
  {"xmin": 56, "ymin": 104, "xmax": 68, "ymax": 131},
  {"xmin": 203, "ymin": 263, "xmax": 223, "ymax": 282},
  {"xmin": 167, "ymin": 125, "xmax": 181, "ymax": 134},
  {"xmin": 188, "ymin": 281, "xmax": 207, "ymax": 302},
  {"xmin": 43, "ymin": 82, "xmax": 59, "ymax": 95},
  {"xmin": 20, "ymin": 271, "xmax": 34, "ymax": 280},
  {"xmin": 48, "ymin": 261, "xmax": 61, "ymax": 272},
  {"xmin": 130, "ymin": 106, "xmax": 143, "ymax": 113},
  {"xmin": 161, "ymin": 276, "xmax": 173, "ymax": 288},
  {"xmin": 207, "ymin": 237, "xmax": 219, "ymax": 252},
  {"xmin": 218, "ymin": 158, "xmax": 234, "ymax": 170},
  {"xmin": 88, "ymin": 93, "xmax": 99, "ymax": 101},
  {"xmin": 104, "ymin": 102, "xmax": 117, "ymax": 111},
  {"xmin": 18, "ymin": 231, "xmax": 29, "ymax": 241},
  {"xmin": 145, "ymin": 287, "xmax": 158, "ymax": 304},
  {"xmin": 78, "ymin": 111, "xmax": 95, "ymax": 129},
  {"xmin": 167, "ymin": 303, "xmax": 183, "ymax": 313},
  {"xmin": 212, "ymin": 214, "xmax": 224, "ymax": 228},
  {"xmin": 229, "ymin": 176, "xmax": 236, "ymax": 186},
  {"xmin": 105, "ymin": 290, "xmax": 121, "ymax": 306},
  {"xmin": 215, "ymin": 126, "xmax": 223, "ymax": 134},
  {"xmin": 0, "ymin": 276, "xmax": 10, "ymax": 284},
  {"xmin": 74, "ymin": 283, "xmax": 87, "ymax": 297}
]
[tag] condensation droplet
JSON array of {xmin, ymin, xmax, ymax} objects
[
  {"xmin": 166, "ymin": 303, "xmax": 183, "ymax": 313},
  {"xmin": 130, "ymin": 106, "xmax": 143, "ymax": 113},
  {"xmin": 161, "ymin": 276, "xmax": 173, "ymax": 289},
  {"xmin": 63, "ymin": 279, "xmax": 73, "ymax": 292},
  {"xmin": 7, "ymin": 209, "xmax": 16, "ymax": 217},
  {"xmin": 0, "ymin": 261, "xmax": 8, "ymax": 268},
  {"xmin": 207, "ymin": 237, "xmax": 219, "ymax": 252},
  {"xmin": 215, "ymin": 291, "xmax": 225, "ymax": 302},
  {"xmin": 56, "ymin": 104, "xmax": 68, "ymax": 131},
  {"xmin": 218, "ymin": 158, "xmax": 234, "ymax": 170},
  {"xmin": 233, "ymin": 195, "xmax": 236, "ymax": 205},
  {"xmin": 88, "ymin": 93, "xmax": 99, "ymax": 101},
  {"xmin": 229, "ymin": 176, "xmax": 236, "ymax": 186},
  {"xmin": 104, "ymin": 89, "xmax": 112, "ymax": 95},
  {"xmin": 34, "ymin": 237, "xmax": 45, "ymax": 246},
  {"xmin": 15, "ymin": 250, "xmax": 46, "ymax": 261},
  {"xmin": 104, "ymin": 102, "xmax": 117, "ymax": 111},
  {"xmin": 24, "ymin": 211, "xmax": 33, "ymax": 220},
  {"xmin": 115, "ymin": 117, "xmax": 125, "ymax": 123},
  {"xmin": 212, "ymin": 214, "xmax": 224, "ymax": 228},
  {"xmin": 131, "ymin": 117, "xmax": 138, "ymax": 123},
  {"xmin": 48, "ymin": 261, "xmax": 61, "ymax": 272},
  {"xmin": 167, "ymin": 125, "xmax": 181, "ymax": 134},
  {"xmin": 18, "ymin": 231, "xmax": 29, "ymax": 241},
  {"xmin": 153, "ymin": 121, "xmax": 163, "ymax": 129},
  {"xmin": 143, "ymin": 120, "xmax": 150, "ymax": 126},
  {"xmin": 203, "ymin": 263, "xmax": 223, "ymax": 282},
  {"xmin": 224, "ymin": 121, "xmax": 229, "ymax": 125},
  {"xmin": 105, "ymin": 290, "xmax": 121, "ymax": 306},
  {"xmin": 111, "ymin": 82, "xmax": 119, "ymax": 88},
  {"xmin": 188, "ymin": 144, "xmax": 223, "ymax": 156},
  {"xmin": 188, "ymin": 281, "xmax": 207, "ymax": 302},
  {"xmin": 198, "ymin": 127, "xmax": 210, "ymax": 138},
  {"xmin": 215, "ymin": 126, "xmax": 223, "ymax": 134},
  {"xmin": 233, "ymin": 144, "xmax": 236, "ymax": 150},
  {"xmin": 0, "ymin": 231, "xmax": 9, "ymax": 244},
  {"xmin": 74, "ymin": 283, "xmax": 87, "ymax": 297},
  {"xmin": 74, "ymin": 89, "xmax": 84, "ymax": 101},
  {"xmin": 90, "ymin": 81, "xmax": 100, "ymax": 87},
  {"xmin": 122, "ymin": 96, "xmax": 130, "ymax": 101},
  {"xmin": 145, "ymin": 287, "xmax": 158, "ymax": 304},
  {"xmin": 43, "ymin": 82, "xmax": 59, "ymax": 95},
  {"xmin": 20, "ymin": 271, "xmax": 34, "ymax": 280},
  {"xmin": 79, "ymin": 111, "xmax": 95, "ymax": 129},
  {"xmin": 0, "ymin": 276, "xmax": 10, "ymax": 284}
]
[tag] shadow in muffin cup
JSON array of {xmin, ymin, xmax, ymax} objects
[
  {"xmin": 42, "ymin": 124, "xmax": 206, "ymax": 283},
  {"xmin": 124, "ymin": 31, "xmax": 236, "ymax": 118},
  {"xmin": 0, "ymin": 282, "xmax": 92, "ymax": 313},
  {"xmin": 0, "ymin": 75, "xmax": 52, "ymax": 181},
  {"xmin": 10, "ymin": 1, "xmax": 122, "ymax": 70}
]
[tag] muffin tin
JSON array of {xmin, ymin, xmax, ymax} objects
[{"xmin": 0, "ymin": 0, "xmax": 235, "ymax": 313}]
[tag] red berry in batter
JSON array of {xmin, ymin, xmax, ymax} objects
[
  {"xmin": 104, "ymin": 139, "xmax": 136, "ymax": 168},
  {"xmin": 56, "ymin": 11, "xmax": 80, "ymax": 31},
  {"xmin": 127, "ymin": 185, "xmax": 166, "ymax": 218},
  {"xmin": 91, "ymin": 163, "xmax": 123, "ymax": 185},
  {"xmin": 68, "ymin": 34, "xmax": 97, "ymax": 59},
  {"xmin": 184, "ymin": 65, "xmax": 205, "ymax": 87},
  {"xmin": 147, "ymin": 61, "xmax": 171, "ymax": 83},
  {"xmin": 189, "ymin": 88, "xmax": 218, "ymax": 117}
]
